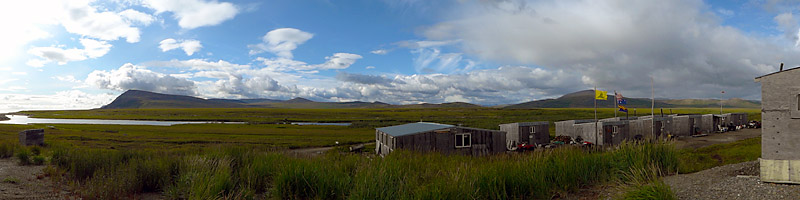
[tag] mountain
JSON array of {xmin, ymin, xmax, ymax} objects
[
  {"xmin": 102, "ymin": 90, "xmax": 246, "ymax": 109},
  {"xmin": 101, "ymin": 90, "xmax": 470, "ymax": 109},
  {"xmin": 504, "ymin": 90, "xmax": 760, "ymax": 109},
  {"xmin": 102, "ymin": 90, "xmax": 760, "ymax": 110}
]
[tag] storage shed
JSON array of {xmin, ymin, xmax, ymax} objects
[
  {"xmin": 730, "ymin": 113, "xmax": 748, "ymax": 126},
  {"xmin": 700, "ymin": 114, "xmax": 714, "ymax": 134},
  {"xmin": 755, "ymin": 67, "xmax": 800, "ymax": 184},
  {"xmin": 375, "ymin": 122, "xmax": 506, "ymax": 156},
  {"xmin": 499, "ymin": 122, "xmax": 550, "ymax": 150},
  {"xmin": 555, "ymin": 119, "xmax": 595, "ymax": 140}
]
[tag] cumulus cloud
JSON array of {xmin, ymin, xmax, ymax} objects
[
  {"xmin": 336, "ymin": 72, "xmax": 397, "ymax": 86},
  {"xmin": 248, "ymin": 28, "xmax": 314, "ymax": 58},
  {"xmin": 257, "ymin": 53, "xmax": 362, "ymax": 72},
  {"xmin": 142, "ymin": 0, "xmax": 239, "ymax": 29},
  {"xmin": 85, "ymin": 63, "xmax": 197, "ymax": 96},
  {"xmin": 119, "ymin": 9, "xmax": 156, "ymax": 25},
  {"xmin": 159, "ymin": 38, "xmax": 203, "ymax": 56},
  {"xmin": 417, "ymin": 0, "xmax": 798, "ymax": 99},
  {"xmin": 59, "ymin": 0, "xmax": 144, "ymax": 43},
  {"xmin": 302, "ymin": 66, "xmax": 583, "ymax": 105},
  {"xmin": 775, "ymin": 12, "xmax": 800, "ymax": 46},
  {"xmin": 27, "ymin": 38, "xmax": 112, "ymax": 67}
]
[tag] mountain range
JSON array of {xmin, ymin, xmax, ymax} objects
[{"xmin": 100, "ymin": 90, "xmax": 761, "ymax": 109}]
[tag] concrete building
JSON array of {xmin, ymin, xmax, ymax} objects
[
  {"xmin": 755, "ymin": 67, "xmax": 800, "ymax": 184},
  {"xmin": 375, "ymin": 122, "xmax": 506, "ymax": 156},
  {"xmin": 499, "ymin": 122, "xmax": 550, "ymax": 150}
]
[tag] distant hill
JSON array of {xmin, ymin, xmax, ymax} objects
[
  {"xmin": 101, "ymin": 90, "xmax": 246, "ymax": 109},
  {"xmin": 504, "ymin": 90, "xmax": 760, "ymax": 109},
  {"xmin": 102, "ymin": 89, "xmax": 760, "ymax": 110},
  {"xmin": 101, "ymin": 90, "xmax": 477, "ymax": 109}
]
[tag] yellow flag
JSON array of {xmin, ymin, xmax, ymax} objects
[{"xmin": 595, "ymin": 90, "xmax": 607, "ymax": 100}]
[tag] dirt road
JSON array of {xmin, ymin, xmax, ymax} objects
[
  {"xmin": 664, "ymin": 161, "xmax": 800, "ymax": 200},
  {"xmin": 672, "ymin": 128, "xmax": 760, "ymax": 149},
  {"xmin": 0, "ymin": 158, "xmax": 68, "ymax": 199}
]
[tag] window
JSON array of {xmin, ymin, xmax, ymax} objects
[
  {"xmin": 612, "ymin": 126, "xmax": 618, "ymax": 134},
  {"xmin": 455, "ymin": 133, "xmax": 471, "ymax": 148},
  {"xmin": 529, "ymin": 126, "xmax": 536, "ymax": 134}
]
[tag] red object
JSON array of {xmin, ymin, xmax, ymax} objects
[{"xmin": 517, "ymin": 143, "xmax": 535, "ymax": 150}]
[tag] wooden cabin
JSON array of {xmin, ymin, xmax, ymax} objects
[
  {"xmin": 375, "ymin": 122, "xmax": 506, "ymax": 156},
  {"xmin": 499, "ymin": 122, "xmax": 550, "ymax": 150}
]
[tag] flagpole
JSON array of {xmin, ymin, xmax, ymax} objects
[
  {"xmin": 651, "ymin": 77, "xmax": 655, "ymax": 138},
  {"xmin": 614, "ymin": 90, "xmax": 617, "ymax": 118},
  {"xmin": 594, "ymin": 86, "xmax": 598, "ymax": 145}
]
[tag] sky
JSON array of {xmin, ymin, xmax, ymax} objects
[{"xmin": 1, "ymin": 0, "xmax": 800, "ymax": 113}]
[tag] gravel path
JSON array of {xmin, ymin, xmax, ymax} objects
[{"xmin": 664, "ymin": 161, "xmax": 800, "ymax": 200}]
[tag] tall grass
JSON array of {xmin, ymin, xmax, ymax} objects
[{"xmin": 30, "ymin": 141, "xmax": 678, "ymax": 199}]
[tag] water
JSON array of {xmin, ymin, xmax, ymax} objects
[
  {"xmin": 291, "ymin": 122, "xmax": 352, "ymax": 126},
  {"xmin": 0, "ymin": 115, "xmax": 232, "ymax": 126}
]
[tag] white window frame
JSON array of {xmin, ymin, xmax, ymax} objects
[
  {"xmin": 455, "ymin": 133, "xmax": 472, "ymax": 148},
  {"xmin": 529, "ymin": 126, "xmax": 536, "ymax": 134},
  {"xmin": 612, "ymin": 126, "xmax": 618, "ymax": 134}
]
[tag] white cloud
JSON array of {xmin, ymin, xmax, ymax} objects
[
  {"xmin": 416, "ymin": 0, "xmax": 798, "ymax": 99},
  {"xmin": 371, "ymin": 49, "xmax": 388, "ymax": 55},
  {"xmin": 248, "ymin": 28, "xmax": 314, "ymax": 58},
  {"xmin": 159, "ymin": 38, "xmax": 203, "ymax": 56},
  {"xmin": 59, "ymin": 1, "xmax": 143, "ymax": 43},
  {"xmin": 119, "ymin": 9, "xmax": 156, "ymax": 25},
  {"xmin": 27, "ymin": 39, "xmax": 111, "ymax": 67},
  {"xmin": 0, "ymin": 90, "xmax": 117, "ymax": 113},
  {"xmin": 86, "ymin": 63, "xmax": 197, "ymax": 95},
  {"xmin": 366, "ymin": 66, "xmax": 376, "ymax": 69},
  {"xmin": 257, "ymin": 53, "xmax": 362, "ymax": 71},
  {"xmin": 53, "ymin": 75, "xmax": 83, "ymax": 84},
  {"xmin": 143, "ymin": 0, "xmax": 239, "ymax": 29}
]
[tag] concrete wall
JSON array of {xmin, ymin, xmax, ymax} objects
[
  {"xmin": 700, "ymin": 114, "xmax": 714, "ymax": 133},
  {"xmin": 756, "ymin": 68, "xmax": 800, "ymax": 184},
  {"xmin": 671, "ymin": 116, "xmax": 691, "ymax": 137}
]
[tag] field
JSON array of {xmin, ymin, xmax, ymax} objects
[
  {"xmin": 0, "ymin": 107, "xmax": 761, "ymax": 199},
  {"xmin": 17, "ymin": 107, "xmax": 760, "ymax": 134}
]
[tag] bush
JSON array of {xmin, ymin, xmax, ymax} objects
[
  {"xmin": 32, "ymin": 155, "xmax": 46, "ymax": 165},
  {"xmin": 15, "ymin": 148, "xmax": 30, "ymax": 165},
  {"xmin": 30, "ymin": 146, "xmax": 41, "ymax": 156},
  {"xmin": 0, "ymin": 142, "xmax": 17, "ymax": 158}
]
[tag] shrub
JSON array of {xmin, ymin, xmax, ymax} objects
[
  {"xmin": 30, "ymin": 146, "xmax": 41, "ymax": 156},
  {"xmin": 0, "ymin": 142, "xmax": 17, "ymax": 158},
  {"xmin": 15, "ymin": 148, "xmax": 30, "ymax": 165},
  {"xmin": 32, "ymin": 155, "xmax": 46, "ymax": 165}
]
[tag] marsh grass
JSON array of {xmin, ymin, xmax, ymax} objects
[{"xmin": 15, "ymin": 140, "xmax": 680, "ymax": 199}]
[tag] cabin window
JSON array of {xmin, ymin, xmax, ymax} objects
[
  {"xmin": 612, "ymin": 126, "xmax": 618, "ymax": 134},
  {"xmin": 530, "ymin": 126, "xmax": 536, "ymax": 134},
  {"xmin": 455, "ymin": 133, "xmax": 471, "ymax": 148}
]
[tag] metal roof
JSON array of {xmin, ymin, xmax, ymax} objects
[
  {"xmin": 755, "ymin": 66, "xmax": 800, "ymax": 80},
  {"xmin": 376, "ymin": 122, "xmax": 454, "ymax": 137},
  {"xmin": 500, "ymin": 121, "xmax": 548, "ymax": 126}
]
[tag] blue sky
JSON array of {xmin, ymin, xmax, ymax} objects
[{"xmin": 1, "ymin": 0, "xmax": 799, "ymax": 112}]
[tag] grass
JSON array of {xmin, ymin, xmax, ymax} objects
[
  {"xmin": 678, "ymin": 137, "xmax": 761, "ymax": 173},
  {"xmin": 2, "ymin": 177, "xmax": 19, "ymax": 184},
  {"xmin": 20, "ymin": 140, "xmax": 679, "ymax": 199},
  {"xmin": 0, "ymin": 123, "xmax": 374, "ymax": 150},
  {"xmin": 18, "ymin": 107, "xmax": 761, "ymax": 130}
]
